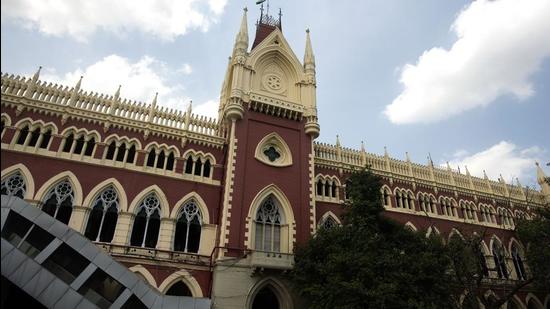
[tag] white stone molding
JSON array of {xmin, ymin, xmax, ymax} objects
[
  {"xmin": 158, "ymin": 269, "xmax": 204, "ymax": 297},
  {"xmin": 129, "ymin": 265, "xmax": 158, "ymax": 288},
  {"xmin": 254, "ymin": 132, "xmax": 293, "ymax": 167},
  {"xmin": 1, "ymin": 163, "xmax": 35, "ymax": 200},
  {"xmin": 245, "ymin": 184, "xmax": 296, "ymax": 253}
]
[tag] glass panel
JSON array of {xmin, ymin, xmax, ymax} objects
[
  {"xmin": 42, "ymin": 243, "xmax": 90, "ymax": 284},
  {"xmin": 1, "ymin": 212, "xmax": 33, "ymax": 247},
  {"xmin": 77, "ymin": 269, "xmax": 125, "ymax": 309}
]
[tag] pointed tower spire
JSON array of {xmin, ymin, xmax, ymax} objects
[
  {"xmin": 114, "ymin": 85, "xmax": 121, "ymax": 101},
  {"xmin": 536, "ymin": 162, "xmax": 548, "ymax": 185},
  {"xmin": 483, "ymin": 170, "xmax": 489, "ymax": 180},
  {"xmin": 361, "ymin": 141, "xmax": 365, "ymax": 152},
  {"xmin": 151, "ymin": 92, "xmax": 158, "ymax": 107},
  {"xmin": 405, "ymin": 152, "xmax": 411, "ymax": 162},
  {"xmin": 75, "ymin": 76, "xmax": 83, "ymax": 92},
  {"xmin": 465, "ymin": 165, "xmax": 471, "ymax": 176},
  {"xmin": 187, "ymin": 100, "xmax": 193, "ymax": 114},
  {"xmin": 304, "ymin": 29, "xmax": 315, "ymax": 74},
  {"xmin": 234, "ymin": 8, "xmax": 249, "ymax": 55},
  {"xmin": 32, "ymin": 66, "xmax": 42, "ymax": 83},
  {"xmin": 336, "ymin": 134, "xmax": 341, "ymax": 147}
]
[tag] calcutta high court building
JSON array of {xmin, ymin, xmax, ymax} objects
[{"xmin": 1, "ymin": 6, "xmax": 549, "ymax": 309}]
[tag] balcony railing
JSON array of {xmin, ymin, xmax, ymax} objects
[{"xmin": 249, "ymin": 250, "xmax": 294, "ymax": 270}]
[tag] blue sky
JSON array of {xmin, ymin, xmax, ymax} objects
[{"xmin": 1, "ymin": 0, "xmax": 549, "ymax": 187}]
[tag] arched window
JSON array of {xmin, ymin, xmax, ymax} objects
[
  {"xmin": 203, "ymin": 159, "xmax": 211, "ymax": 177},
  {"xmin": 39, "ymin": 129, "xmax": 52, "ymax": 149},
  {"xmin": 127, "ymin": 145, "xmax": 136, "ymax": 163},
  {"xmin": 146, "ymin": 149, "xmax": 156, "ymax": 167},
  {"xmin": 130, "ymin": 193, "xmax": 161, "ymax": 248},
  {"xmin": 42, "ymin": 180, "xmax": 74, "ymax": 224},
  {"xmin": 84, "ymin": 187, "xmax": 119, "ymax": 243},
  {"xmin": 62, "ymin": 133, "xmax": 74, "ymax": 152},
  {"xmin": 28, "ymin": 128, "xmax": 40, "ymax": 147},
  {"xmin": 320, "ymin": 216, "xmax": 337, "ymax": 230},
  {"xmin": 116, "ymin": 143, "xmax": 126, "ymax": 162},
  {"xmin": 16, "ymin": 125, "xmax": 30, "ymax": 145},
  {"xmin": 381, "ymin": 188, "xmax": 391, "ymax": 207},
  {"xmin": 492, "ymin": 241, "xmax": 509, "ymax": 279},
  {"xmin": 194, "ymin": 158, "xmax": 202, "ymax": 176},
  {"xmin": 165, "ymin": 281, "xmax": 192, "ymax": 296},
  {"xmin": 316, "ymin": 180, "xmax": 323, "ymax": 196},
  {"xmin": 156, "ymin": 150, "xmax": 165, "ymax": 169},
  {"xmin": 174, "ymin": 200, "xmax": 202, "ymax": 253},
  {"xmin": 105, "ymin": 141, "xmax": 117, "ymax": 160},
  {"xmin": 255, "ymin": 196, "xmax": 282, "ymax": 252},
  {"xmin": 252, "ymin": 286, "xmax": 279, "ymax": 309},
  {"xmin": 511, "ymin": 244, "xmax": 526, "ymax": 280},
  {"xmin": 184, "ymin": 156, "xmax": 193, "ymax": 174},
  {"xmin": 1, "ymin": 172, "xmax": 26, "ymax": 198},
  {"xmin": 166, "ymin": 152, "xmax": 175, "ymax": 171}
]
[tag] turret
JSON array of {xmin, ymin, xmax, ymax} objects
[
  {"xmin": 536, "ymin": 162, "xmax": 550, "ymax": 201},
  {"xmin": 233, "ymin": 8, "xmax": 249, "ymax": 58}
]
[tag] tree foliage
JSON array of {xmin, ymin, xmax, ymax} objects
[{"xmin": 291, "ymin": 169, "xmax": 453, "ymax": 308}]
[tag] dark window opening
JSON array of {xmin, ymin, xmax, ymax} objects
[
  {"xmin": 174, "ymin": 218, "xmax": 201, "ymax": 253},
  {"xmin": 331, "ymin": 183, "xmax": 337, "ymax": 198},
  {"xmin": 77, "ymin": 269, "xmax": 125, "ymax": 309},
  {"xmin": 130, "ymin": 208, "xmax": 147, "ymax": 247},
  {"xmin": 144, "ymin": 211, "xmax": 160, "ymax": 248},
  {"xmin": 1, "ymin": 120, "xmax": 5, "ymax": 135},
  {"xmin": 324, "ymin": 182, "xmax": 330, "ymax": 197},
  {"xmin": 166, "ymin": 152, "xmax": 175, "ymax": 171},
  {"xmin": 252, "ymin": 287, "xmax": 279, "ymax": 309},
  {"xmin": 165, "ymin": 281, "xmax": 192, "ymax": 296},
  {"xmin": 42, "ymin": 243, "xmax": 90, "ymax": 285},
  {"xmin": 39, "ymin": 129, "xmax": 52, "ymax": 149},
  {"xmin": 63, "ymin": 134, "xmax": 74, "ymax": 152},
  {"xmin": 28, "ymin": 128, "xmax": 41, "ymax": 147},
  {"xmin": 116, "ymin": 143, "xmax": 126, "ymax": 162},
  {"xmin": 73, "ymin": 136, "xmax": 85, "ymax": 154},
  {"xmin": 263, "ymin": 146, "xmax": 281, "ymax": 162},
  {"xmin": 85, "ymin": 206, "xmax": 103, "ymax": 241},
  {"xmin": 156, "ymin": 151, "xmax": 165, "ymax": 169},
  {"xmin": 146, "ymin": 150, "xmax": 156, "ymax": 167},
  {"xmin": 42, "ymin": 195, "xmax": 73, "ymax": 224},
  {"xmin": 1, "ymin": 212, "xmax": 33, "ymax": 248},
  {"xmin": 184, "ymin": 156, "xmax": 193, "ymax": 174},
  {"xmin": 106, "ymin": 141, "xmax": 116, "ymax": 160},
  {"xmin": 203, "ymin": 159, "xmax": 211, "ymax": 177},
  {"xmin": 16, "ymin": 126, "xmax": 29, "ymax": 145},
  {"xmin": 316, "ymin": 180, "xmax": 322, "ymax": 196},
  {"xmin": 84, "ymin": 137, "xmax": 95, "ymax": 156},
  {"xmin": 194, "ymin": 158, "xmax": 202, "ymax": 176},
  {"xmin": 126, "ymin": 145, "xmax": 136, "ymax": 163}
]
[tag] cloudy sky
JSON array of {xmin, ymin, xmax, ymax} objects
[{"xmin": 1, "ymin": 0, "xmax": 549, "ymax": 187}]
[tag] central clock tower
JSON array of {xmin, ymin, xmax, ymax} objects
[{"xmin": 212, "ymin": 7, "xmax": 319, "ymax": 309}]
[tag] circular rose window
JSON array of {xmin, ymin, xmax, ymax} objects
[{"xmin": 262, "ymin": 74, "xmax": 285, "ymax": 93}]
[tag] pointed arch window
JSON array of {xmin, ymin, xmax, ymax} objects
[
  {"xmin": 492, "ymin": 241, "xmax": 509, "ymax": 279},
  {"xmin": 84, "ymin": 187, "xmax": 119, "ymax": 243},
  {"xmin": 321, "ymin": 216, "xmax": 337, "ymax": 230},
  {"xmin": 28, "ymin": 128, "xmax": 41, "ymax": 147},
  {"xmin": 255, "ymin": 196, "xmax": 282, "ymax": 252},
  {"xmin": 511, "ymin": 244, "xmax": 526, "ymax": 280},
  {"xmin": 130, "ymin": 193, "xmax": 161, "ymax": 248},
  {"xmin": 42, "ymin": 180, "xmax": 74, "ymax": 224},
  {"xmin": 381, "ymin": 188, "xmax": 391, "ymax": 207},
  {"xmin": 16, "ymin": 125, "xmax": 30, "ymax": 145},
  {"xmin": 174, "ymin": 200, "xmax": 202, "ymax": 253},
  {"xmin": 1, "ymin": 172, "xmax": 26, "ymax": 199}
]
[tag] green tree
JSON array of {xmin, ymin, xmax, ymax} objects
[{"xmin": 291, "ymin": 169, "xmax": 453, "ymax": 308}]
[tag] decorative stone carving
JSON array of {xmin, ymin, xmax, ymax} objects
[
  {"xmin": 260, "ymin": 63, "xmax": 287, "ymax": 96},
  {"xmin": 254, "ymin": 132, "xmax": 293, "ymax": 167}
]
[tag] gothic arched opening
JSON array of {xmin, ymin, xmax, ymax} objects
[
  {"xmin": 252, "ymin": 286, "xmax": 279, "ymax": 309},
  {"xmin": 165, "ymin": 281, "xmax": 192, "ymax": 297}
]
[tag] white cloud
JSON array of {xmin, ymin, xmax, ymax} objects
[
  {"xmin": 1, "ymin": 0, "xmax": 228, "ymax": 42},
  {"xmin": 41, "ymin": 54, "xmax": 218, "ymax": 118},
  {"xmin": 178, "ymin": 63, "xmax": 193, "ymax": 75},
  {"xmin": 444, "ymin": 141, "xmax": 545, "ymax": 185},
  {"xmin": 193, "ymin": 99, "xmax": 219, "ymax": 119},
  {"xmin": 385, "ymin": 0, "xmax": 550, "ymax": 124}
]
